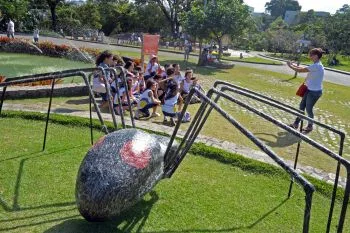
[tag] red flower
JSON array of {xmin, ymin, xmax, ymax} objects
[{"xmin": 120, "ymin": 140, "xmax": 151, "ymax": 169}]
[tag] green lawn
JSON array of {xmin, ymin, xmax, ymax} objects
[
  {"xmin": 223, "ymin": 56, "xmax": 283, "ymax": 65},
  {"xmin": 0, "ymin": 116, "xmax": 349, "ymax": 232},
  {"xmin": 0, "ymin": 52, "xmax": 93, "ymax": 82},
  {"xmin": 270, "ymin": 53, "xmax": 350, "ymax": 72}
]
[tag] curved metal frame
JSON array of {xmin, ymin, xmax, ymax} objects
[{"xmin": 164, "ymin": 86, "xmax": 350, "ymax": 233}]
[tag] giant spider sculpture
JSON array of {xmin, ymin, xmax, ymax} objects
[{"xmin": 0, "ymin": 67, "xmax": 349, "ymax": 233}]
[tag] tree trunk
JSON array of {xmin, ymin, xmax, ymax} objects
[
  {"xmin": 50, "ymin": 6, "xmax": 57, "ymax": 31},
  {"xmin": 217, "ymin": 38, "xmax": 222, "ymax": 61},
  {"xmin": 197, "ymin": 40, "xmax": 203, "ymax": 66}
]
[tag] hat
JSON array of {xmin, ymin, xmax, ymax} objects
[{"xmin": 150, "ymin": 54, "xmax": 157, "ymax": 60}]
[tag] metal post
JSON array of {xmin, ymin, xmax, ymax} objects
[
  {"xmin": 80, "ymin": 72, "xmax": 109, "ymax": 134},
  {"xmin": 303, "ymin": 191, "xmax": 313, "ymax": 233},
  {"xmin": 100, "ymin": 68, "xmax": 118, "ymax": 130},
  {"xmin": 288, "ymin": 120, "xmax": 304, "ymax": 198},
  {"xmin": 110, "ymin": 68, "xmax": 126, "ymax": 129},
  {"xmin": 337, "ymin": 173, "xmax": 350, "ymax": 233},
  {"xmin": 0, "ymin": 86, "xmax": 7, "ymax": 115},
  {"xmin": 42, "ymin": 79, "xmax": 55, "ymax": 151},
  {"xmin": 88, "ymin": 74, "xmax": 93, "ymax": 145},
  {"xmin": 326, "ymin": 135, "xmax": 345, "ymax": 232}
]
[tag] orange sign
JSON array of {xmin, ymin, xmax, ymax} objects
[{"xmin": 143, "ymin": 34, "xmax": 160, "ymax": 55}]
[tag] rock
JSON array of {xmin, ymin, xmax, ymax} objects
[{"xmin": 75, "ymin": 128, "xmax": 177, "ymax": 221}]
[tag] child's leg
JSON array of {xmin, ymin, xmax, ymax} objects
[{"xmin": 152, "ymin": 105, "xmax": 158, "ymax": 114}]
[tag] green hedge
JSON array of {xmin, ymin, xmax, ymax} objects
[{"xmin": 0, "ymin": 110, "xmax": 345, "ymax": 200}]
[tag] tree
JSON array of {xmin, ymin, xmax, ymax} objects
[
  {"xmin": 77, "ymin": 0, "xmax": 102, "ymax": 30},
  {"xmin": 182, "ymin": 0, "xmax": 251, "ymax": 61},
  {"xmin": 0, "ymin": 0, "xmax": 29, "ymax": 30},
  {"xmin": 265, "ymin": 0, "xmax": 301, "ymax": 18},
  {"xmin": 46, "ymin": 0, "xmax": 64, "ymax": 31},
  {"xmin": 135, "ymin": 3, "xmax": 170, "ymax": 34},
  {"xmin": 325, "ymin": 5, "xmax": 350, "ymax": 57},
  {"xmin": 135, "ymin": 0, "xmax": 194, "ymax": 37},
  {"xmin": 181, "ymin": 3, "xmax": 210, "ymax": 65},
  {"xmin": 98, "ymin": 1, "xmax": 138, "ymax": 35}
]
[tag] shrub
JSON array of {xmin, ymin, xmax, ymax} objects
[
  {"xmin": 0, "ymin": 38, "xmax": 100, "ymax": 63},
  {"xmin": 0, "ymin": 75, "xmax": 6, "ymax": 83}
]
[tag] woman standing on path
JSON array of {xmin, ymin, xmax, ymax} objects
[{"xmin": 287, "ymin": 48, "xmax": 325, "ymax": 133}]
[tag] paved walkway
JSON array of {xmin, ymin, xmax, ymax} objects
[
  {"xmin": 2, "ymin": 33, "xmax": 350, "ymax": 86},
  {"xmin": 2, "ymin": 103, "xmax": 347, "ymax": 188}
]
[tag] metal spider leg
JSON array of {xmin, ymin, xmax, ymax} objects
[
  {"xmin": 216, "ymin": 83, "xmax": 346, "ymax": 233},
  {"xmin": 164, "ymin": 87, "xmax": 315, "ymax": 233}
]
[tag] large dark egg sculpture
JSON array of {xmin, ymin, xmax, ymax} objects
[{"xmin": 76, "ymin": 129, "xmax": 177, "ymax": 221}]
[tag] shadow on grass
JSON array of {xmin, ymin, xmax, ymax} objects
[
  {"xmin": 66, "ymin": 98, "xmax": 90, "ymax": 105},
  {"xmin": 256, "ymin": 132, "xmax": 301, "ymax": 148},
  {"xmin": 43, "ymin": 191, "xmax": 159, "ymax": 233},
  {"xmin": 0, "ymin": 145, "xmax": 87, "ymax": 213},
  {"xmin": 52, "ymin": 108, "xmax": 85, "ymax": 114},
  {"xmin": 42, "ymin": 196, "xmax": 289, "ymax": 233}
]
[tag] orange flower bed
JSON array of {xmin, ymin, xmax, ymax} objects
[{"xmin": 0, "ymin": 75, "xmax": 6, "ymax": 83}]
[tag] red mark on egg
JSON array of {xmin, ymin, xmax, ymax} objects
[{"xmin": 120, "ymin": 141, "xmax": 151, "ymax": 169}]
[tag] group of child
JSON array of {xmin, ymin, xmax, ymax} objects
[{"xmin": 92, "ymin": 50, "xmax": 203, "ymax": 126}]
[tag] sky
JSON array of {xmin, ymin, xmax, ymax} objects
[{"xmin": 243, "ymin": 0, "xmax": 349, "ymax": 14}]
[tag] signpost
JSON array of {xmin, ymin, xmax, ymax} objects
[{"xmin": 141, "ymin": 34, "xmax": 160, "ymax": 71}]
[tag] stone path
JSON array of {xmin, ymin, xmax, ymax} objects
[{"xmin": 2, "ymin": 103, "xmax": 347, "ymax": 188}]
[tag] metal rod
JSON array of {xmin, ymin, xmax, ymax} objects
[
  {"xmin": 327, "ymin": 135, "xmax": 345, "ymax": 232},
  {"xmin": 88, "ymin": 74, "xmax": 93, "ymax": 145},
  {"xmin": 214, "ymin": 81, "xmax": 302, "ymax": 113},
  {"xmin": 110, "ymin": 68, "xmax": 126, "ymax": 129},
  {"xmin": 288, "ymin": 120, "xmax": 304, "ymax": 198},
  {"xmin": 337, "ymin": 174, "xmax": 350, "ymax": 232},
  {"xmin": 164, "ymin": 92, "xmax": 207, "ymax": 173},
  {"xmin": 0, "ymin": 86, "xmax": 7, "ymax": 115},
  {"xmin": 100, "ymin": 68, "xmax": 118, "ymax": 130},
  {"xmin": 303, "ymin": 191, "xmax": 313, "ymax": 233},
  {"xmin": 215, "ymin": 84, "xmax": 346, "ymax": 231},
  {"xmin": 167, "ymin": 89, "xmax": 315, "ymax": 190},
  {"xmin": 42, "ymin": 79, "xmax": 55, "ymax": 151},
  {"xmin": 79, "ymin": 72, "xmax": 108, "ymax": 134}
]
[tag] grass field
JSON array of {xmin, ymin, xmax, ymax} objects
[
  {"xmin": 270, "ymin": 53, "xmax": 350, "ymax": 72},
  {"xmin": 223, "ymin": 56, "xmax": 283, "ymax": 65},
  {"xmin": 0, "ymin": 116, "xmax": 349, "ymax": 233},
  {"xmin": 0, "ymin": 52, "xmax": 93, "ymax": 81}
]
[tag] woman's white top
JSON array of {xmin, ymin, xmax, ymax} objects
[{"xmin": 306, "ymin": 61, "xmax": 324, "ymax": 91}]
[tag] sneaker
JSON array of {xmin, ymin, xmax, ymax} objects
[
  {"xmin": 169, "ymin": 118, "xmax": 176, "ymax": 127},
  {"xmin": 302, "ymin": 126, "xmax": 313, "ymax": 134},
  {"xmin": 289, "ymin": 123, "xmax": 298, "ymax": 129},
  {"xmin": 151, "ymin": 112, "xmax": 160, "ymax": 117}
]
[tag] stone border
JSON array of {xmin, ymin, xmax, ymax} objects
[{"xmin": 0, "ymin": 83, "xmax": 89, "ymax": 99}]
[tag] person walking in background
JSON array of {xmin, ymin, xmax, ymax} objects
[
  {"xmin": 287, "ymin": 48, "xmax": 325, "ymax": 133},
  {"xmin": 33, "ymin": 28, "xmax": 39, "ymax": 43},
  {"xmin": 7, "ymin": 19, "xmax": 15, "ymax": 39}
]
